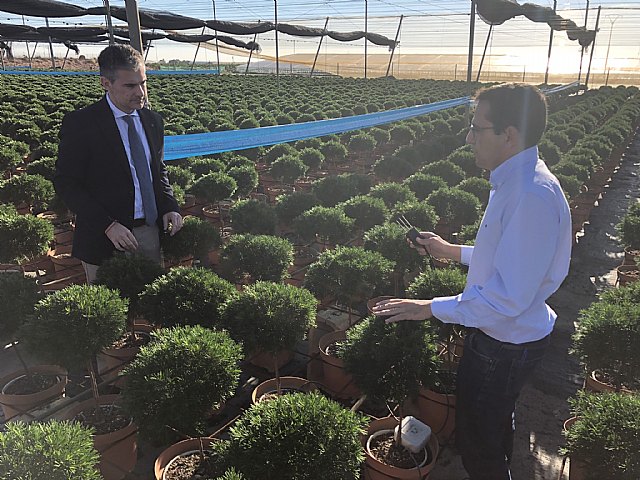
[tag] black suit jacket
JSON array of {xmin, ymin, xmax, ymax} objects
[{"xmin": 54, "ymin": 96, "xmax": 179, "ymax": 265}]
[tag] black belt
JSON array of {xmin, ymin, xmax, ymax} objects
[
  {"xmin": 132, "ymin": 218, "xmax": 146, "ymax": 227},
  {"xmin": 475, "ymin": 328, "xmax": 551, "ymax": 350}
]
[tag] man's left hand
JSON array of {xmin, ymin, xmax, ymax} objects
[
  {"xmin": 163, "ymin": 211, "xmax": 183, "ymax": 236},
  {"xmin": 371, "ymin": 298, "xmax": 433, "ymax": 324}
]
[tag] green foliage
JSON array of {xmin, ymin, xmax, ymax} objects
[
  {"xmin": 420, "ymin": 160, "xmax": 465, "ymax": 187},
  {"xmin": 407, "ymin": 266, "xmax": 467, "ymax": 299},
  {"xmin": 25, "ymin": 156, "xmax": 56, "ymax": 181},
  {"xmin": 230, "ymin": 198, "xmax": 277, "ymax": 235},
  {"xmin": 122, "ymin": 325, "xmax": 242, "ymax": 444},
  {"xmin": 562, "ymin": 391, "xmax": 640, "ymax": 479},
  {"xmin": 0, "ymin": 143, "xmax": 23, "ymax": 174},
  {"xmin": 188, "ymin": 157, "xmax": 226, "ymax": 177},
  {"xmin": 392, "ymin": 200, "xmax": 439, "ymax": 232},
  {"xmin": 426, "ymin": 187, "xmax": 481, "ymax": 228},
  {"xmin": 166, "ymin": 165, "xmax": 195, "ymax": 189},
  {"xmin": 617, "ymin": 205, "xmax": 640, "ymax": 250},
  {"xmin": 320, "ymin": 140, "xmax": 348, "ymax": 164},
  {"xmin": 389, "ymin": 124, "xmax": 415, "ymax": 144},
  {"xmin": 0, "ymin": 174, "xmax": 54, "ymax": 212},
  {"xmin": 0, "ymin": 272, "xmax": 42, "ymax": 344},
  {"xmin": 457, "ymin": 177, "xmax": 491, "ymax": 207},
  {"xmin": 139, "ymin": 267, "xmax": 237, "ymax": 329},
  {"xmin": 226, "ymin": 165, "xmax": 259, "ymax": 198},
  {"xmin": 554, "ymin": 173, "xmax": 583, "ymax": 200},
  {"xmin": 24, "ymin": 285, "xmax": 127, "ymax": 370},
  {"xmin": 0, "ymin": 210, "xmax": 53, "ymax": 264},
  {"xmin": 304, "ymin": 246, "xmax": 394, "ymax": 307},
  {"xmin": 571, "ymin": 300, "xmax": 640, "ymax": 390},
  {"xmin": 223, "ymin": 281, "xmax": 317, "ymax": 354},
  {"xmin": 227, "ymin": 392, "xmax": 366, "ymax": 480},
  {"xmin": 342, "ymin": 316, "xmax": 441, "ymax": 403},
  {"xmin": 312, "ymin": 173, "xmax": 371, "ymax": 207},
  {"xmin": 95, "ymin": 253, "xmax": 164, "ymax": 317},
  {"xmin": 363, "ymin": 222, "xmax": 422, "ymax": 273},
  {"xmin": 293, "ymin": 205, "xmax": 354, "ymax": 244},
  {"xmin": 348, "ymin": 133, "xmax": 376, "ymax": 153},
  {"xmin": 299, "ymin": 147, "xmax": 325, "ymax": 171},
  {"xmin": 369, "ymin": 182, "xmax": 417, "ymax": 209},
  {"xmin": 275, "ymin": 191, "xmax": 319, "ymax": 224},
  {"xmin": 161, "ymin": 215, "xmax": 221, "ymax": 261},
  {"xmin": 373, "ymin": 154, "xmax": 416, "ymax": 181},
  {"xmin": 220, "ymin": 234, "xmax": 293, "ymax": 283},
  {"xmin": 339, "ymin": 195, "xmax": 389, "ymax": 231},
  {"xmin": 263, "ymin": 143, "xmax": 296, "ymax": 164},
  {"xmin": 402, "ymin": 173, "xmax": 447, "ymax": 201},
  {"xmin": 0, "ymin": 420, "xmax": 101, "ymax": 480},
  {"xmin": 189, "ymin": 172, "xmax": 237, "ymax": 204},
  {"xmin": 269, "ymin": 154, "xmax": 308, "ymax": 184}
]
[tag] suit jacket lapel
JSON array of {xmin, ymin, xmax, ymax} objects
[
  {"xmin": 139, "ymin": 108, "xmax": 159, "ymax": 168},
  {"xmin": 95, "ymin": 96, "xmax": 134, "ymax": 183}
]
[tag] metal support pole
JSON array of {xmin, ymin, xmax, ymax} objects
[
  {"xmin": 544, "ymin": 0, "xmax": 557, "ymax": 85},
  {"xmin": 44, "ymin": 17, "xmax": 56, "ymax": 69},
  {"xmin": 22, "ymin": 15, "xmax": 32, "ymax": 69},
  {"xmin": 385, "ymin": 15, "xmax": 403, "ymax": 77},
  {"xmin": 310, "ymin": 17, "xmax": 329, "ymax": 77},
  {"xmin": 475, "ymin": 23, "xmax": 492, "ymax": 82},
  {"xmin": 61, "ymin": 46, "xmax": 70, "ymax": 69},
  {"xmin": 364, "ymin": 0, "xmax": 368, "ymax": 79},
  {"xmin": 144, "ymin": 39, "xmax": 152, "ymax": 61},
  {"xmin": 274, "ymin": 0, "xmax": 279, "ymax": 82},
  {"xmin": 584, "ymin": 6, "xmax": 601, "ymax": 90},
  {"xmin": 30, "ymin": 42, "xmax": 39, "ymax": 65},
  {"xmin": 602, "ymin": 15, "xmax": 619, "ymax": 84},
  {"xmin": 103, "ymin": 0, "xmax": 115, "ymax": 45},
  {"xmin": 191, "ymin": 25, "xmax": 206, "ymax": 71},
  {"xmin": 245, "ymin": 24, "xmax": 259, "ymax": 75},
  {"xmin": 124, "ymin": 0, "xmax": 144, "ymax": 55},
  {"xmin": 577, "ymin": 0, "xmax": 590, "ymax": 84},
  {"xmin": 212, "ymin": 0, "xmax": 221, "ymax": 74},
  {"xmin": 0, "ymin": 47, "xmax": 5, "ymax": 70},
  {"xmin": 466, "ymin": 0, "xmax": 476, "ymax": 120}
]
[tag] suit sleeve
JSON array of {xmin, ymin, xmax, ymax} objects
[
  {"xmin": 153, "ymin": 114, "xmax": 180, "ymax": 216},
  {"xmin": 54, "ymin": 111, "xmax": 114, "ymax": 233}
]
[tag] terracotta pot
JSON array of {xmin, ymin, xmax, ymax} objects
[
  {"xmin": 48, "ymin": 250, "xmax": 83, "ymax": 275},
  {"xmin": 251, "ymin": 376, "xmax": 317, "ymax": 404},
  {"xmin": 616, "ymin": 264, "xmax": 640, "ymax": 286},
  {"xmin": 97, "ymin": 324, "xmax": 155, "ymax": 383},
  {"xmin": 584, "ymin": 370, "xmax": 633, "ymax": 394},
  {"xmin": 623, "ymin": 247, "xmax": 640, "ymax": 266},
  {"xmin": 415, "ymin": 386, "xmax": 456, "ymax": 445},
  {"xmin": 0, "ymin": 365, "xmax": 67, "ymax": 421},
  {"xmin": 247, "ymin": 348, "xmax": 294, "ymax": 373},
  {"xmin": 154, "ymin": 437, "xmax": 217, "ymax": 480},
  {"xmin": 318, "ymin": 330, "xmax": 361, "ymax": 399},
  {"xmin": 60, "ymin": 394, "xmax": 137, "ymax": 480},
  {"xmin": 363, "ymin": 416, "xmax": 439, "ymax": 480},
  {"xmin": 563, "ymin": 417, "xmax": 588, "ymax": 480}
]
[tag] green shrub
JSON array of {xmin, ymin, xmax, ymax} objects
[
  {"xmin": 161, "ymin": 215, "xmax": 222, "ymax": 262},
  {"xmin": 407, "ymin": 266, "xmax": 467, "ymax": 299},
  {"xmin": 299, "ymin": 147, "xmax": 324, "ymax": 170},
  {"xmin": 312, "ymin": 173, "xmax": 371, "ymax": 207},
  {"xmin": 363, "ymin": 222, "xmax": 422, "ymax": 274},
  {"xmin": 227, "ymin": 165, "xmax": 259, "ymax": 198},
  {"xmin": 562, "ymin": 391, "xmax": 640, "ymax": 479},
  {"xmin": 426, "ymin": 187, "xmax": 481, "ymax": 228},
  {"xmin": 373, "ymin": 154, "xmax": 416, "ymax": 181},
  {"xmin": 293, "ymin": 205, "xmax": 354, "ymax": 244},
  {"xmin": 270, "ymin": 154, "xmax": 308, "ymax": 184},
  {"xmin": 189, "ymin": 172, "xmax": 237, "ymax": 204},
  {"xmin": 275, "ymin": 191, "xmax": 319, "ymax": 224},
  {"xmin": 189, "ymin": 157, "xmax": 226, "ymax": 177},
  {"xmin": 0, "ymin": 211, "xmax": 53, "ymax": 264},
  {"xmin": 223, "ymin": 281, "xmax": 317, "ymax": 355},
  {"xmin": 220, "ymin": 234, "xmax": 293, "ymax": 283},
  {"xmin": 348, "ymin": 133, "xmax": 376, "ymax": 153},
  {"xmin": 23, "ymin": 285, "xmax": 127, "ymax": 371},
  {"xmin": 420, "ymin": 160, "xmax": 465, "ymax": 187},
  {"xmin": 263, "ymin": 143, "xmax": 297, "ymax": 164},
  {"xmin": 339, "ymin": 195, "xmax": 388, "ymax": 231},
  {"xmin": 403, "ymin": 173, "xmax": 447, "ymax": 201},
  {"xmin": 617, "ymin": 206, "xmax": 640, "ymax": 250},
  {"xmin": 457, "ymin": 177, "xmax": 491, "ymax": 206},
  {"xmin": 392, "ymin": 200, "xmax": 439, "ymax": 232},
  {"xmin": 122, "ymin": 325, "xmax": 242, "ymax": 444},
  {"xmin": 369, "ymin": 182, "xmax": 417, "ymax": 209},
  {"xmin": 320, "ymin": 140, "xmax": 348, "ymax": 164},
  {"xmin": 230, "ymin": 198, "xmax": 277, "ymax": 235},
  {"xmin": 0, "ymin": 420, "xmax": 101, "ymax": 480},
  {"xmin": 167, "ymin": 165, "xmax": 195, "ymax": 189},
  {"xmin": 0, "ymin": 174, "xmax": 54, "ymax": 212},
  {"xmin": 555, "ymin": 173, "xmax": 583, "ymax": 200},
  {"xmin": 139, "ymin": 267, "xmax": 237, "ymax": 329},
  {"xmin": 0, "ymin": 272, "xmax": 42, "ymax": 345}
]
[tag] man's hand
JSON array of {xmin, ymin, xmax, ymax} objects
[
  {"xmin": 163, "ymin": 211, "xmax": 183, "ymax": 236},
  {"xmin": 105, "ymin": 222, "xmax": 138, "ymax": 252},
  {"xmin": 411, "ymin": 232, "xmax": 460, "ymax": 262},
  {"xmin": 371, "ymin": 298, "xmax": 433, "ymax": 324}
]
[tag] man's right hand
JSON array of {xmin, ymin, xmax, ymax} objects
[
  {"xmin": 105, "ymin": 222, "xmax": 139, "ymax": 252},
  {"xmin": 413, "ymin": 232, "xmax": 461, "ymax": 262}
]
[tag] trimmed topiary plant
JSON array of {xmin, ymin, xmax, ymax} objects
[
  {"xmin": 121, "ymin": 325, "xmax": 243, "ymax": 445},
  {"xmin": 220, "ymin": 234, "xmax": 294, "ymax": 283},
  {"xmin": 161, "ymin": 215, "xmax": 222, "ymax": 263},
  {"xmin": 229, "ymin": 199, "xmax": 277, "ymax": 235},
  {"xmin": 0, "ymin": 209, "xmax": 53, "ymax": 265}
]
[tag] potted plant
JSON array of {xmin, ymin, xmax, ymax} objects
[
  {"xmin": 299, "ymin": 147, "xmax": 325, "ymax": 172},
  {"xmin": 161, "ymin": 215, "xmax": 222, "ymax": 266},
  {"xmin": 225, "ymin": 392, "xmax": 367, "ymax": 480},
  {"xmin": 0, "ymin": 420, "xmax": 101, "ymax": 479},
  {"xmin": 121, "ymin": 325, "xmax": 242, "ymax": 445},
  {"xmin": 0, "ymin": 173, "xmax": 54, "ymax": 214},
  {"xmin": 274, "ymin": 190, "xmax": 319, "ymax": 226},
  {"xmin": 561, "ymin": 390, "xmax": 640, "ymax": 480},
  {"xmin": 154, "ymin": 437, "xmax": 237, "ymax": 480},
  {"xmin": 189, "ymin": 172, "xmax": 237, "ymax": 227},
  {"xmin": 227, "ymin": 164, "xmax": 259, "ymax": 198},
  {"xmin": 219, "ymin": 234, "xmax": 293, "ymax": 284},
  {"xmin": 139, "ymin": 267, "xmax": 237, "ymax": 330},
  {"xmin": 426, "ymin": 187, "xmax": 481, "ymax": 238},
  {"xmin": 0, "ymin": 208, "xmax": 53, "ymax": 268},
  {"xmin": 338, "ymin": 195, "xmax": 389, "ymax": 235},
  {"xmin": 229, "ymin": 198, "xmax": 277, "ymax": 235},
  {"xmin": 369, "ymin": 182, "xmax": 417, "ymax": 209},
  {"xmin": 293, "ymin": 205, "xmax": 355, "ymax": 248},
  {"xmin": 312, "ymin": 173, "xmax": 371, "ymax": 207},
  {"xmin": 0, "ymin": 272, "xmax": 65, "ymax": 422},
  {"xmin": 402, "ymin": 173, "xmax": 447, "ymax": 201},
  {"xmin": 223, "ymin": 281, "xmax": 317, "ymax": 386},
  {"xmin": 341, "ymin": 315, "xmax": 441, "ymax": 479},
  {"xmin": 94, "ymin": 253, "xmax": 165, "ymax": 380},
  {"xmin": 617, "ymin": 205, "xmax": 640, "ymax": 264},
  {"xmin": 21, "ymin": 284, "xmax": 135, "ymax": 480},
  {"xmin": 269, "ymin": 153, "xmax": 308, "ymax": 186},
  {"xmin": 304, "ymin": 246, "xmax": 394, "ymax": 318},
  {"xmin": 571, "ymin": 299, "xmax": 640, "ymax": 392}
]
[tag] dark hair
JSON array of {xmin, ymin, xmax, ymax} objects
[
  {"xmin": 98, "ymin": 44, "xmax": 144, "ymax": 81},
  {"xmin": 474, "ymin": 83, "xmax": 547, "ymax": 149}
]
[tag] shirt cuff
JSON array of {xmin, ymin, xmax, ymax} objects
[
  {"xmin": 431, "ymin": 295, "xmax": 461, "ymax": 324},
  {"xmin": 460, "ymin": 245, "xmax": 473, "ymax": 265}
]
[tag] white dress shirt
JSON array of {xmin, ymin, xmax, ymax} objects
[
  {"xmin": 431, "ymin": 146, "xmax": 572, "ymax": 343},
  {"xmin": 106, "ymin": 93, "xmax": 153, "ymax": 220}
]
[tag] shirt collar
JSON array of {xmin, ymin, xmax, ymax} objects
[
  {"xmin": 489, "ymin": 145, "xmax": 538, "ymax": 190},
  {"xmin": 106, "ymin": 93, "xmax": 140, "ymax": 120}
]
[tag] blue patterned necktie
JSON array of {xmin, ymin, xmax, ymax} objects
[{"xmin": 123, "ymin": 115, "xmax": 157, "ymax": 226}]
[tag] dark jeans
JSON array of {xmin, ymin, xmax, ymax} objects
[{"xmin": 455, "ymin": 329, "xmax": 549, "ymax": 480}]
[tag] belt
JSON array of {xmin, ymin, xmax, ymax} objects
[
  {"xmin": 132, "ymin": 218, "xmax": 146, "ymax": 227},
  {"xmin": 475, "ymin": 328, "xmax": 551, "ymax": 350}
]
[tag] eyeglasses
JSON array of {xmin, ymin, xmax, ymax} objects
[{"xmin": 468, "ymin": 123, "xmax": 495, "ymax": 136}]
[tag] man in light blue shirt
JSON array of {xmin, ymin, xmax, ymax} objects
[{"xmin": 373, "ymin": 83, "xmax": 572, "ymax": 479}]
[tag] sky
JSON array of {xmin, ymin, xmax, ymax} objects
[{"xmin": 2, "ymin": 0, "xmax": 639, "ymax": 76}]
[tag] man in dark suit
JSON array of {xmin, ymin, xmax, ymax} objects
[{"xmin": 55, "ymin": 44, "xmax": 182, "ymax": 283}]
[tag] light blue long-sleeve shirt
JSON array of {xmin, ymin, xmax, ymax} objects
[{"xmin": 431, "ymin": 146, "xmax": 572, "ymax": 343}]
